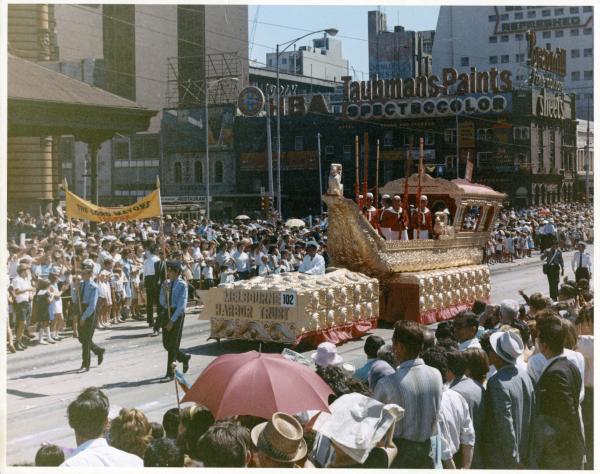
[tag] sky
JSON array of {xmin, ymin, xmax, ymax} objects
[{"xmin": 248, "ymin": 5, "xmax": 441, "ymax": 80}]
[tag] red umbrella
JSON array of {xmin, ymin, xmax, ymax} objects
[{"xmin": 181, "ymin": 351, "xmax": 333, "ymax": 420}]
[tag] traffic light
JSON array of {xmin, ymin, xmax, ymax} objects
[{"xmin": 260, "ymin": 196, "xmax": 273, "ymax": 210}]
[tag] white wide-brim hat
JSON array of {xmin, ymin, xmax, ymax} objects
[{"xmin": 311, "ymin": 341, "xmax": 343, "ymax": 367}]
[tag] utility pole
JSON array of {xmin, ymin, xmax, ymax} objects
[
  {"xmin": 266, "ymin": 96, "xmax": 274, "ymax": 202},
  {"xmin": 317, "ymin": 133, "xmax": 323, "ymax": 214},
  {"xmin": 205, "ymin": 66, "xmax": 210, "ymax": 220},
  {"xmin": 585, "ymin": 95, "xmax": 590, "ymax": 203}
]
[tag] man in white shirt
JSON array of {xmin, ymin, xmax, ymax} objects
[
  {"xmin": 453, "ymin": 311, "xmax": 482, "ymax": 351},
  {"xmin": 298, "ymin": 241, "xmax": 325, "ymax": 275},
  {"xmin": 143, "ymin": 246, "xmax": 161, "ymax": 328},
  {"xmin": 571, "ymin": 241, "xmax": 592, "ymax": 282},
  {"xmin": 61, "ymin": 387, "xmax": 142, "ymax": 467},
  {"xmin": 232, "ymin": 242, "xmax": 250, "ymax": 280}
]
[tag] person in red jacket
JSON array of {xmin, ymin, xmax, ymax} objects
[
  {"xmin": 378, "ymin": 195, "xmax": 396, "ymax": 240},
  {"xmin": 391, "ymin": 195, "xmax": 409, "ymax": 240},
  {"xmin": 363, "ymin": 192, "xmax": 379, "ymax": 230},
  {"xmin": 411, "ymin": 195, "xmax": 433, "ymax": 240}
]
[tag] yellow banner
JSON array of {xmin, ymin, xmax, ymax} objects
[{"xmin": 66, "ymin": 189, "xmax": 162, "ymax": 222}]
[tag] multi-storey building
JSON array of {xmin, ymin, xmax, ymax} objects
[
  {"xmin": 368, "ymin": 10, "xmax": 433, "ymax": 80},
  {"xmin": 433, "ymin": 5, "xmax": 593, "ymax": 119},
  {"xmin": 265, "ymin": 35, "xmax": 349, "ymax": 82}
]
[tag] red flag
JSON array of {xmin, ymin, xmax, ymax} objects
[{"xmin": 465, "ymin": 152, "xmax": 474, "ymax": 182}]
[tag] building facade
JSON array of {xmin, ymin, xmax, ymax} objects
[
  {"xmin": 368, "ymin": 10, "xmax": 433, "ymax": 80},
  {"xmin": 432, "ymin": 5, "xmax": 593, "ymax": 120},
  {"xmin": 265, "ymin": 35, "xmax": 349, "ymax": 83},
  {"xmin": 576, "ymin": 119, "xmax": 594, "ymax": 199}
]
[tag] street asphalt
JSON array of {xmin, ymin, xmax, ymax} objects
[{"xmin": 4, "ymin": 246, "xmax": 592, "ymax": 465}]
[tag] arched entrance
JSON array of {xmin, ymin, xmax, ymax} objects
[
  {"xmin": 534, "ymin": 185, "xmax": 540, "ymax": 205},
  {"xmin": 515, "ymin": 186, "xmax": 529, "ymax": 208},
  {"xmin": 541, "ymin": 185, "xmax": 547, "ymax": 204}
]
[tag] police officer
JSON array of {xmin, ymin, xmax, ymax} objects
[
  {"xmin": 159, "ymin": 261, "xmax": 191, "ymax": 381},
  {"xmin": 77, "ymin": 267, "xmax": 105, "ymax": 372}
]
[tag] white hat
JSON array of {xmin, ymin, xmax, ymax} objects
[
  {"xmin": 490, "ymin": 331, "xmax": 524, "ymax": 365},
  {"xmin": 499, "ymin": 299, "xmax": 519, "ymax": 320},
  {"xmin": 306, "ymin": 240, "xmax": 320, "ymax": 250},
  {"xmin": 420, "ymin": 195, "xmax": 428, "ymax": 201},
  {"xmin": 381, "ymin": 194, "xmax": 390, "ymax": 200},
  {"xmin": 311, "ymin": 342, "xmax": 343, "ymax": 367},
  {"xmin": 366, "ymin": 192, "xmax": 374, "ymax": 198}
]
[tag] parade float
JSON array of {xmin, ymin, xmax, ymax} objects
[
  {"xmin": 324, "ymin": 171, "xmax": 506, "ymax": 324},
  {"xmin": 200, "ymin": 157, "xmax": 505, "ymax": 345},
  {"xmin": 200, "ymin": 268, "xmax": 379, "ymax": 346}
]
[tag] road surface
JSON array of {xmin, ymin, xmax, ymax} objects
[{"xmin": 5, "ymin": 247, "xmax": 591, "ymax": 465}]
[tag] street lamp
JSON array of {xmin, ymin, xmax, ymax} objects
[
  {"xmin": 204, "ymin": 76, "xmax": 238, "ymax": 220},
  {"xmin": 275, "ymin": 28, "xmax": 338, "ymax": 217}
]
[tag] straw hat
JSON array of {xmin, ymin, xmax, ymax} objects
[{"xmin": 251, "ymin": 412, "xmax": 307, "ymax": 464}]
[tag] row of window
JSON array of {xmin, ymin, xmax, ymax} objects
[
  {"xmin": 490, "ymin": 6, "xmax": 592, "ymax": 22},
  {"xmin": 114, "ymin": 160, "xmax": 159, "ymax": 168},
  {"xmin": 489, "ymin": 27, "xmax": 592, "ymax": 43},
  {"xmin": 571, "ymin": 48, "xmax": 594, "ymax": 58},
  {"xmin": 114, "ymin": 190, "xmax": 149, "ymax": 197},
  {"xmin": 571, "ymin": 70, "xmax": 593, "ymax": 81},
  {"xmin": 173, "ymin": 161, "xmax": 224, "ymax": 184}
]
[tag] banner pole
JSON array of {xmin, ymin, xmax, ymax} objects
[
  {"xmin": 157, "ymin": 176, "xmax": 171, "ymax": 323},
  {"xmin": 173, "ymin": 363, "xmax": 181, "ymax": 410},
  {"xmin": 354, "ymin": 136, "xmax": 359, "ymax": 203},
  {"xmin": 65, "ymin": 179, "xmax": 83, "ymax": 317},
  {"xmin": 375, "ymin": 139, "xmax": 380, "ymax": 206}
]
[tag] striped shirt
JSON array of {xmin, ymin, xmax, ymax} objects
[{"xmin": 374, "ymin": 358, "xmax": 443, "ymax": 442}]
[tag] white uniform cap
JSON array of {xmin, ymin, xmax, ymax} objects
[{"xmin": 366, "ymin": 192, "xmax": 374, "ymax": 198}]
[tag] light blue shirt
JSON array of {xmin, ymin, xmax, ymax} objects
[
  {"xmin": 353, "ymin": 359, "xmax": 377, "ymax": 382},
  {"xmin": 79, "ymin": 279, "xmax": 99, "ymax": 321},
  {"xmin": 159, "ymin": 277, "xmax": 187, "ymax": 323}
]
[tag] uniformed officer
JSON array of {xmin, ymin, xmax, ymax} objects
[
  {"xmin": 76, "ymin": 267, "xmax": 105, "ymax": 372},
  {"xmin": 159, "ymin": 260, "xmax": 191, "ymax": 381},
  {"xmin": 362, "ymin": 192, "xmax": 379, "ymax": 229}
]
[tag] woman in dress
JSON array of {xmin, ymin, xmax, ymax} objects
[{"xmin": 32, "ymin": 279, "xmax": 54, "ymax": 345}]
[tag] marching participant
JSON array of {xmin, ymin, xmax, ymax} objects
[
  {"xmin": 159, "ymin": 261, "xmax": 191, "ymax": 381},
  {"xmin": 391, "ymin": 195, "xmax": 409, "ymax": 240},
  {"xmin": 76, "ymin": 267, "xmax": 105, "ymax": 372},
  {"xmin": 411, "ymin": 195, "xmax": 433, "ymax": 240},
  {"xmin": 378, "ymin": 195, "xmax": 396, "ymax": 240},
  {"xmin": 362, "ymin": 192, "xmax": 379, "ymax": 229}
]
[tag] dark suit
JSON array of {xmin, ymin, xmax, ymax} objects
[
  {"xmin": 530, "ymin": 356, "xmax": 585, "ymax": 470},
  {"xmin": 481, "ymin": 365, "xmax": 535, "ymax": 469},
  {"xmin": 153, "ymin": 260, "xmax": 167, "ymax": 332},
  {"xmin": 542, "ymin": 248, "xmax": 563, "ymax": 300}
]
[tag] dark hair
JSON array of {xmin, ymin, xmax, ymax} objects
[
  {"xmin": 435, "ymin": 337, "xmax": 459, "ymax": 352},
  {"xmin": 196, "ymin": 421, "xmax": 249, "ymax": 467},
  {"xmin": 422, "ymin": 347, "xmax": 448, "ymax": 382},
  {"xmin": 67, "ymin": 387, "xmax": 109, "ymax": 439},
  {"xmin": 178, "ymin": 406, "xmax": 215, "ymax": 459},
  {"xmin": 376, "ymin": 344, "xmax": 396, "ymax": 367},
  {"xmin": 462, "ymin": 348, "xmax": 490, "ymax": 384},
  {"xmin": 316, "ymin": 365, "xmax": 370, "ymax": 403},
  {"xmin": 143, "ymin": 438, "xmax": 184, "ymax": 467},
  {"xmin": 446, "ymin": 350, "xmax": 466, "ymax": 379},
  {"xmin": 435, "ymin": 321, "xmax": 455, "ymax": 341},
  {"xmin": 35, "ymin": 444, "xmax": 65, "ymax": 466},
  {"xmin": 392, "ymin": 320, "xmax": 424, "ymax": 358},
  {"xmin": 529, "ymin": 292, "xmax": 549, "ymax": 312},
  {"xmin": 364, "ymin": 335, "xmax": 385, "ymax": 359},
  {"xmin": 455, "ymin": 310, "xmax": 479, "ymax": 329},
  {"xmin": 472, "ymin": 300, "xmax": 487, "ymax": 315},
  {"xmin": 535, "ymin": 308, "xmax": 561, "ymax": 326},
  {"xmin": 150, "ymin": 421, "xmax": 165, "ymax": 440},
  {"xmin": 479, "ymin": 332, "xmax": 493, "ymax": 356},
  {"xmin": 511, "ymin": 319, "xmax": 531, "ymax": 348},
  {"xmin": 162, "ymin": 408, "xmax": 180, "ymax": 439},
  {"xmin": 537, "ymin": 319, "xmax": 565, "ymax": 354}
]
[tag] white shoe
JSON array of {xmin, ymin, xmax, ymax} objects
[
  {"xmin": 47, "ymin": 338, "xmax": 56, "ymax": 344},
  {"xmin": 39, "ymin": 340, "xmax": 48, "ymax": 345}
]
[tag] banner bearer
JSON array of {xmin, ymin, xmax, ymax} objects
[
  {"xmin": 77, "ymin": 267, "xmax": 105, "ymax": 372},
  {"xmin": 159, "ymin": 261, "xmax": 191, "ymax": 381}
]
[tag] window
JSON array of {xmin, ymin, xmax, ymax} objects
[
  {"xmin": 477, "ymin": 128, "xmax": 493, "ymax": 142},
  {"xmin": 194, "ymin": 162, "xmax": 202, "ymax": 183},
  {"xmin": 174, "ymin": 162, "xmax": 182, "ymax": 183},
  {"xmin": 514, "ymin": 127, "xmax": 530, "ymax": 141},
  {"xmin": 527, "ymin": 10, "xmax": 536, "ymax": 18},
  {"xmin": 515, "ymin": 12, "xmax": 523, "ymax": 19},
  {"xmin": 488, "ymin": 15, "xmax": 497, "ymax": 22},
  {"xmin": 500, "ymin": 14, "xmax": 508, "ymax": 20},
  {"xmin": 267, "ymin": 59, "xmax": 272, "ymax": 67},
  {"xmin": 555, "ymin": 30, "xmax": 564, "ymax": 37},
  {"xmin": 113, "ymin": 139, "xmax": 129, "ymax": 161},
  {"xmin": 571, "ymin": 71, "xmax": 580, "ymax": 81},
  {"xmin": 583, "ymin": 28, "xmax": 592, "ymax": 35},
  {"xmin": 489, "ymin": 36, "xmax": 497, "ymax": 43},
  {"xmin": 281, "ymin": 58, "xmax": 287, "ymax": 65},
  {"xmin": 214, "ymin": 161, "xmax": 224, "ymax": 183},
  {"xmin": 546, "ymin": 43, "xmax": 551, "ymax": 50},
  {"xmin": 542, "ymin": 31, "xmax": 551, "ymax": 39},
  {"xmin": 445, "ymin": 155, "xmax": 457, "ymax": 170},
  {"xmin": 584, "ymin": 48, "xmax": 593, "ymax": 57},
  {"xmin": 133, "ymin": 133, "xmax": 159, "ymax": 160},
  {"xmin": 542, "ymin": 9, "xmax": 551, "ymax": 17},
  {"xmin": 501, "ymin": 35, "xmax": 509, "ymax": 42},
  {"xmin": 515, "ymin": 33, "xmax": 524, "ymax": 41},
  {"xmin": 570, "ymin": 7, "xmax": 579, "ymax": 14},
  {"xmin": 584, "ymin": 70, "xmax": 592, "ymax": 80},
  {"xmin": 424, "ymin": 132, "xmax": 434, "ymax": 146},
  {"xmin": 516, "ymin": 74, "xmax": 525, "ymax": 82},
  {"xmin": 583, "ymin": 6, "xmax": 592, "ymax": 12},
  {"xmin": 343, "ymin": 145, "xmax": 352, "ymax": 160},
  {"xmin": 476, "ymin": 152, "xmax": 493, "ymax": 168},
  {"xmin": 325, "ymin": 145, "xmax": 334, "ymax": 155},
  {"xmin": 383, "ymin": 131, "xmax": 393, "ymax": 147},
  {"xmin": 554, "ymin": 8, "xmax": 564, "ymax": 15},
  {"xmin": 515, "ymin": 53, "xmax": 525, "ymax": 62},
  {"xmin": 489, "ymin": 55, "xmax": 498, "ymax": 64},
  {"xmin": 571, "ymin": 49, "xmax": 580, "ymax": 58},
  {"xmin": 444, "ymin": 128, "xmax": 457, "ymax": 144},
  {"xmin": 294, "ymin": 135, "xmax": 304, "ymax": 151},
  {"xmin": 570, "ymin": 29, "xmax": 579, "ymax": 36},
  {"xmin": 501, "ymin": 55, "xmax": 509, "ymax": 64},
  {"xmin": 460, "ymin": 56, "xmax": 469, "ymax": 67}
]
